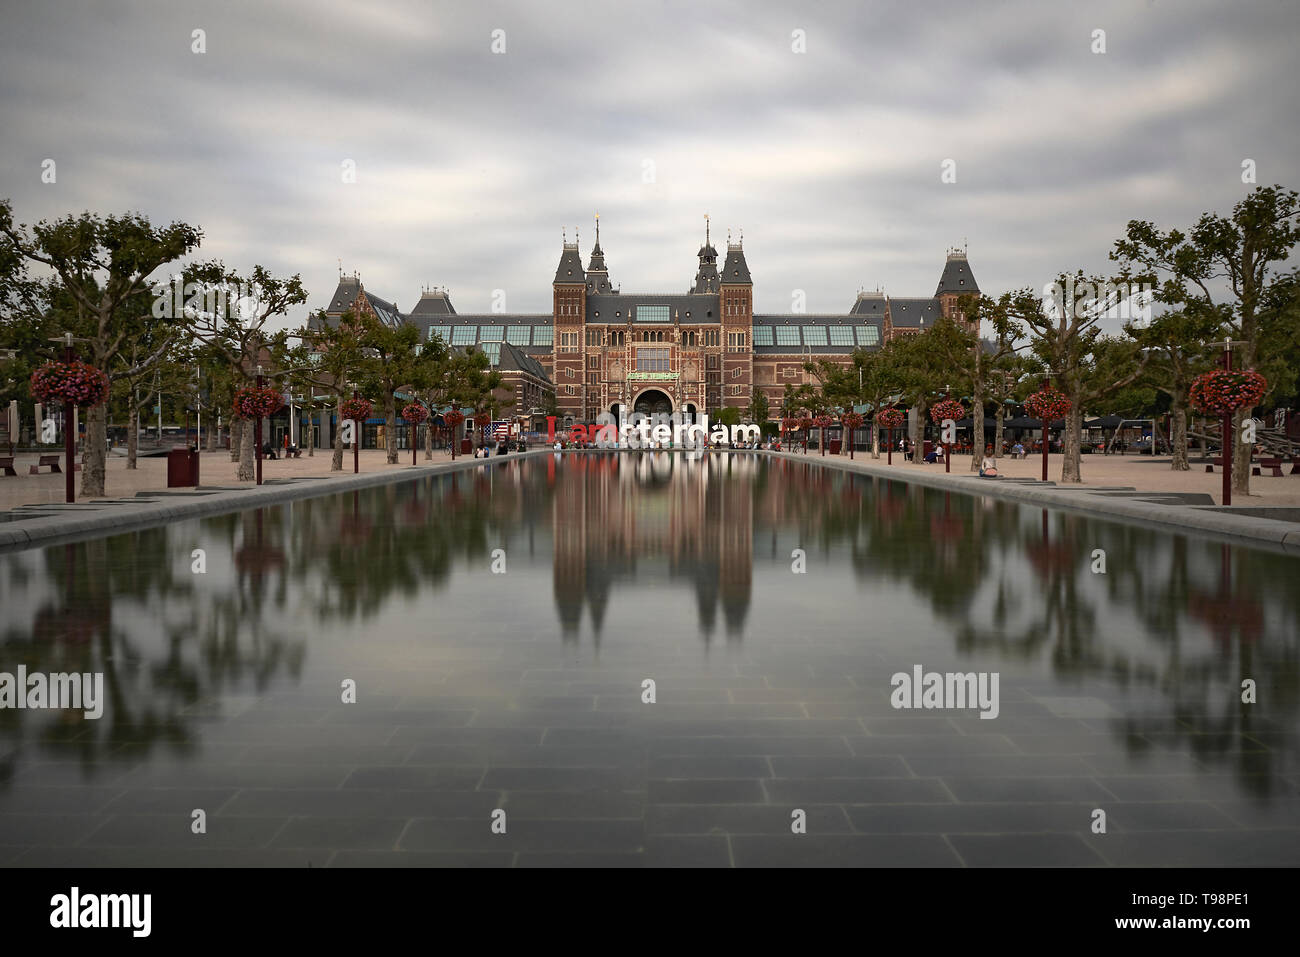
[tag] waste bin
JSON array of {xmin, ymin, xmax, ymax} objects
[
  {"xmin": 829, "ymin": 439, "xmax": 842, "ymax": 455},
  {"xmin": 461, "ymin": 438, "xmax": 473, "ymax": 454},
  {"xmin": 167, "ymin": 445, "xmax": 200, "ymax": 487}
]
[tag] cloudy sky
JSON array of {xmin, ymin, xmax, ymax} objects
[{"xmin": 2, "ymin": 0, "xmax": 1297, "ymax": 328}]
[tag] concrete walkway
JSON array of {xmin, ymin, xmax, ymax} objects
[{"xmin": 0, "ymin": 449, "xmax": 538, "ymax": 552}]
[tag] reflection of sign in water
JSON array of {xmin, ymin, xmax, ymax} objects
[{"xmin": 627, "ymin": 372, "xmax": 678, "ymax": 381}]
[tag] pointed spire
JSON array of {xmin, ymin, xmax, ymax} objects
[
  {"xmin": 705, "ymin": 213, "xmax": 710, "ymax": 246},
  {"xmin": 595, "ymin": 212, "xmax": 600, "ymax": 248}
]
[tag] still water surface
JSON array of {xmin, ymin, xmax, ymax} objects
[{"xmin": 1, "ymin": 452, "xmax": 1296, "ymax": 866}]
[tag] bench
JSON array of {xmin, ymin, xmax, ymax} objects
[
  {"xmin": 0, "ymin": 456, "xmax": 16, "ymax": 477},
  {"xmin": 1205, "ymin": 457, "xmax": 1225, "ymax": 473},
  {"xmin": 29, "ymin": 454, "xmax": 63, "ymax": 474},
  {"xmin": 1253, "ymin": 457, "xmax": 1284, "ymax": 477}
]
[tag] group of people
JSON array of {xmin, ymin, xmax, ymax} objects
[{"xmin": 472, "ymin": 441, "xmax": 510, "ymax": 458}]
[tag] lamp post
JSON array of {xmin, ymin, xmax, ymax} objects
[
  {"xmin": 62, "ymin": 332, "xmax": 75, "ymax": 503},
  {"xmin": 944, "ymin": 385, "xmax": 952, "ymax": 474},
  {"xmin": 255, "ymin": 365, "xmax": 264, "ymax": 486},
  {"xmin": 1040, "ymin": 376, "xmax": 1050, "ymax": 483},
  {"xmin": 352, "ymin": 383, "xmax": 360, "ymax": 474},
  {"xmin": 1219, "ymin": 338, "xmax": 1246, "ymax": 506}
]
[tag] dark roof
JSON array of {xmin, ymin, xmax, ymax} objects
[
  {"xmin": 554, "ymin": 245, "xmax": 585, "ymax": 284},
  {"xmin": 363, "ymin": 291, "xmax": 403, "ymax": 327},
  {"xmin": 935, "ymin": 254, "xmax": 979, "ymax": 296},
  {"xmin": 496, "ymin": 341, "xmax": 549, "ymax": 381},
  {"xmin": 409, "ymin": 291, "xmax": 456, "ymax": 317},
  {"xmin": 888, "ymin": 297, "xmax": 942, "ymax": 328},
  {"xmin": 325, "ymin": 277, "xmax": 361, "ymax": 314},
  {"xmin": 720, "ymin": 244, "xmax": 752, "ymax": 285},
  {"xmin": 850, "ymin": 293, "xmax": 886, "ymax": 317},
  {"xmin": 586, "ymin": 293, "xmax": 719, "ymax": 323}
]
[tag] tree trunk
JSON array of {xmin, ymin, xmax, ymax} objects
[
  {"xmin": 911, "ymin": 400, "xmax": 927, "ymax": 464},
  {"xmin": 331, "ymin": 401, "xmax": 345, "ymax": 471},
  {"xmin": 968, "ymin": 395, "xmax": 984, "ymax": 472},
  {"xmin": 425, "ymin": 418, "xmax": 434, "ymax": 460},
  {"xmin": 127, "ymin": 407, "xmax": 139, "ymax": 470},
  {"xmin": 1169, "ymin": 390, "xmax": 1189, "ymax": 471},
  {"xmin": 994, "ymin": 404, "xmax": 1005, "ymax": 459},
  {"xmin": 81, "ymin": 403, "xmax": 107, "ymax": 497},
  {"xmin": 871, "ymin": 418, "xmax": 880, "ymax": 458},
  {"xmin": 230, "ymin": 418, "xmax": 242, "ymax": 462},
  {"xmin": 238, "ymin": 419, "xmax": 255, "ymax": 481},
  {"xmin": 206, "ymin": 414, "xmax": 216, "ymax": 453},
  {"xmin": 385, "ymin": 394, "xmax": 399, "ymax": 464},
  {"xmin": 1061, "ymin": 403, "xmax": 1083, "ymax": 483},
  {"xmin": 306, "ymin": 409, "xmax": 314, "ymax": 457},
  {"xmin": 1232, "ymin": 406, "xmax": 1251, "ymax": 495}
]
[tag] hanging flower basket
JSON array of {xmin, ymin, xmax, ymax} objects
[
  {"xmin": 340, "ymin": 397, "xmax": 372, "ymax": 421},
  {"xmin": 474, "ymin": 411, "xmax": 492, "ymax": 428},
  {"xmin": 842, "ymin": 412, "xmax": 864, "ymax": 430},
  {"xmin": 929, "ymin": 398, "xmax": 966, "ymax": 424},
  {"xmin": 30, "ymin": 360, "xmax": 110, "ymax": 407},
  {"xmin": 443, "ymin": 410, "xmax": 465, "ymax": 429},
  {"xmin": 1024, "ymin": 387, "xmax": 1072, "ymax": 422},
  {"xmin": 232, "ymin": 385, "xmax": 282, "ymax": 419},
  {"xmin": 780, "ymin": 417, "xmax": 799, "ymax": 433},
  {"xmin": 1190, "ymin": 369, "xmax": 1267, "ymax": 416},
  {"xmin": 797, "ymin": 416, "xmax": 814, "ymax": 432},
  {"xmin": 401, "ymin": 403, "xmax": 429, "ymax": 425},
  {"xmin": 813, "ymin": 415, "xmax": 833, "ymax": 429},
  {"xmin": 876, "ymin": 408, "xmax": 905, "ymax": 430}
]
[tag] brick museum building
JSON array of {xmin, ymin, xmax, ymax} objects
[{"xmin": 319, "ymin": 219, "xmax": 979, "ymax": 430}]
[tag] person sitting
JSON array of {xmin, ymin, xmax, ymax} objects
[
  {"xmin": 1012, "ymin": 442, "xmax": 1025, "ymax": 459},
  {"xmin": 979, "ymin": 456, "xmax": 998, "ymax": 477},
  {"xmin": 924, "ymin": 448, "xmax": 939, "ymax": 464}
]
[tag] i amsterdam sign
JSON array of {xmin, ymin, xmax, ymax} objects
[{"xmin": 626, "ymin": 372, "xmax": 679, "ymax": 381}]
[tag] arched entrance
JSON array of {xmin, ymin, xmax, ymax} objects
[{"xmin": 633, "ymin": 388, "xmax": 673, "ymax": 416}]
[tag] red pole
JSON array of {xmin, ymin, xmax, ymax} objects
[
  {"xmin": 1222, "ymin": 348, "xmax": 1232, "ymax": 506},
  {"xmin": 63, "ymin": 340, "xmax": 75, "ymax": 504},
  {"xmin": 412, "ymin": 422, "xmax": 418, "ymax": 466},
  {"xmin": 255, "ymin": 371, "xmax": 263, "ymax": 486},
  {"xmin": 1040, "ymin": 377, "xmax": 1050, "ymax": 482},
  {"xmin": 887, "ymin": 428, "xmax": 892, "ymax": 465},
  {"xmin": 352, "ymin": 388, "xmax": 360, "ymax": 474}
]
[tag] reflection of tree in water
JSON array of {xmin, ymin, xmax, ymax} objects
[
  {"xmin": 812, "ymin": 470, "xmax": 1297, "ymax": 796},
  {"xmin": 0, "ymin": 519, "xmax": 305, "ymax": 784}
]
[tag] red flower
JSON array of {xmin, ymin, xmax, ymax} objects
[
  {"xmin": 401, "ymin": 403, "xmax": 429, "ymax": 424},
  {"xmin": 929, "ymin": 398, "xmax": 966, "ymax": 424},
  {"xmin": 842, "ymin": 412, "xmax": 865, "ymax": 430},
  {"xmin": 1024, "ymin": 388, "xmax": 1071, "ymax": 422},
  {"xmin": 876, "ymin": 408, "xmax": 905, "ymax": 430},
  {"xmin": 340, "ymin": 397, "xmax": 373, "ymax": 421},
  {"xmin": 30, "ymin": 360, "xmax": 110, "ymax": 408},
  {"xmin": 1190, "ymin": 369, "xmax": 1267, "ymax": 415},
  {"xmin": 813, "ymin": 415, "xmax": 833, "ymax": 428},
  {"xmin": 232, "ymin": 385, "xmax": 282, "ymax": 419},
  {"xmin": 443, "ymin": 410, "xmax": 465, "ymax": 428}
]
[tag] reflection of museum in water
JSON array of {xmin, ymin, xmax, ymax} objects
[{"xmin": 552, "ymin": 453, "xmax": 757, "ymax": 640}]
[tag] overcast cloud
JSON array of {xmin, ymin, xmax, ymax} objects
[{"xmin": 1, "ymin": 0, "xmax": 1297, "ymax": 329}]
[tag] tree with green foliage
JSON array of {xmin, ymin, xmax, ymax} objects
[
  {"xmin": 746, "ymin": 386, "xmax": 770, "ymax": 426},
  {"xmin": 354, "ymin": 312, "xmax": 435, "ymax": 464},
  {"xmin": 1015, "ymin": 273, "xmax": 1149, "ymax": 482},
  {"xmin": 0, "ymin": 200, "xmax": 202, "ymax": 495},
  {"xmin": 1112, "ymin": 185, "xmax": 1300, "ymax": 494}
]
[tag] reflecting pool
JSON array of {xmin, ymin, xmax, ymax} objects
[{"xmin": 1, "ymin": 452, "xmax": 1296, "ymax": 866}]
